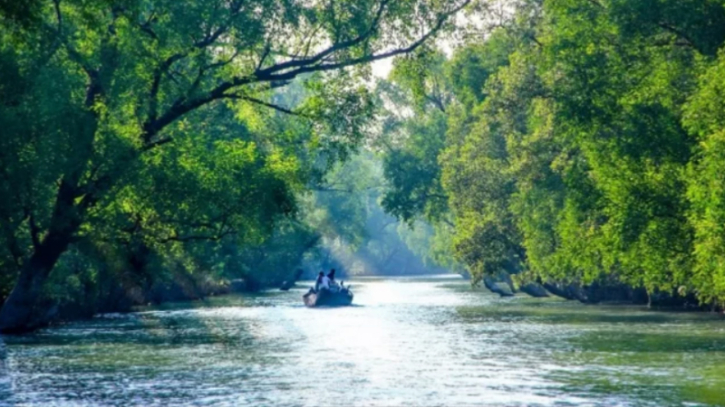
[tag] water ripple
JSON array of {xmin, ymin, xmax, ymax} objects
[{"xmin": 1, "ymin": 276, "xmax": 724, "ymax": 407}]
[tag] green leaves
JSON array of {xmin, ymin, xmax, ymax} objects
[
  {"xmin": 684, "ymin": 51, "xmax": 725, "ymax": 303},
  {"xmin": 373, "ymin": 0, "xmax": 725, "ymax": 308},
  {"xmin": 0, "ymin": 0, "xmax": 476, "ymax": 322}
]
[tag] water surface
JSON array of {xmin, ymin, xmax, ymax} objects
[{"xmin": 1, "ymin": 276, "xmax": 724, "ymax": 406}]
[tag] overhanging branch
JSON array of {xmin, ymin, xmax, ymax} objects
[
  {"xmin": 141, "ymin": 0, "xmax": 472, "ymax": 141},
  {"xmin": 223, "ymin": 93, "xmax": 314, "ymax": 118}
]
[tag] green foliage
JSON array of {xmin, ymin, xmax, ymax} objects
[
  {"xmin": 0, "ymin": 0, "xmax": 474, "ymax": 328},
  {"xmin": 376, "ymin": 30, "xmax": 519, "ymax": 279},
  {"xmin": 684, "ymin": 50, "xmax": 725, "ymax": 304},
  {"xmin": 375, "ymin": 0, "xmax": 725, "ymax": 307},
  {"xmin": 382, "ymin": 110, "xmax": 448, "ymax": 223}
]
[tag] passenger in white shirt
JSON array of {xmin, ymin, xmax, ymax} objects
[{"xmin": 319, "ymin": 271, "xmax": 330, "ymax": 291}]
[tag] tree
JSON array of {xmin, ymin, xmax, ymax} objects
[
  {"xmin": 377, "ymin": 0, "xmax": 725, "ymax": 308},
  {"xmin": 0, "ymin": 0, "xmax": 475, "ymax": 332},
  {"xmin": 684, "ymin": 50, "xmax": 725, "ymax": 306},
  {"xmin": 376, "ymin": 29, "xmax": 518, "ymax": 281}
]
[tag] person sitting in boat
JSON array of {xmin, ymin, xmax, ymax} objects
[
  {"xmin": 327, "ymin": 269, "xmax": 341, "ymax": 292},
  {"xmin": 314, "ymin": 271, "xmax": 329, "ymax": 292},
  {"xmin": 330, "ymin": 269, "xmax": 348, "ymax": 292}
]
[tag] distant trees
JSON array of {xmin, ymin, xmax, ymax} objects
[{"xmin": 304, "ymin": 152, "xmax": 446, "ymax": 277}]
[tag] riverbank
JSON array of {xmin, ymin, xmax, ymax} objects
[
  {"xmin": 4, "ymin": 269, "xmax": 302, "ymax": 334},
  {"xmin": 12, "ymin": 270, "xmax": 724, "ymax": 335},
  {"xmin": 480, "ymin": 273, "xmax": 724, "ymax": 313}
]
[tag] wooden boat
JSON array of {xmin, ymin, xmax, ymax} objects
[{"xmin": 303, "ymin": 287, "xmax": 354, "ymax": 307}]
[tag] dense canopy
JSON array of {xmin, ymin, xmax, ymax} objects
[
  {"xmin": 0, "ymin": 0, "xmax": 471, "ymax": 332},
  {"xmin": 379, "ymin": 0, "xmax": 725, "ymax": 309},
  {"xmin": 4, "ymin": 0, "xmax": 725, "ymax": 333}
]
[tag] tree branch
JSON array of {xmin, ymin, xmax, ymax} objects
[
  {"xmin": 142, "ymin": 0, "xmax": 247, "ymax": 140},
  {"xmin": 262, "ymin": 0, "xmax": 392, "ymax": 75},
  {"xmin": 141, "ymin": 136, "xmax": 173, "ymax": 152},
  {"xmin": 162, "ymin": 229, "xmax": 237, "ymax": 243},
  {"xmin": 256, "ymin": 43, "xmax": 271, "ymax": 71},
  {"xmin": 223, "ymin": 93, "xmax": 314, "ymax": 118},
  {"xmin": 53, "ymin": 0, "xmax": 62, "ymax": 34},
  {"xmin": 425, "ymin": 94, "xmax": 446, "ymax": 112},
  {"xmin": 141, "ymin": 0, "xmax": 470, "ymax": 142},
  {"xmin": 657, "ymin": 22, "xmax": 701, "ymax": 54},
  {"xmin": 145, "ymin": 53, "xmax": 185, "ymax": 138},
  {"xmin": 27, "ymin": 211, "xmax": 41, "ymax": 250}
]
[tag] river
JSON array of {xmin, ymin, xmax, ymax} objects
[{"xmin": 1, "ymin": 275, "xmax": 724, "ymax": 407}]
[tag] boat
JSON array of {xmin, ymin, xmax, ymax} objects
[{"xmin": 303, "ymin": 287, "xmax": 354, "ymax": 307}]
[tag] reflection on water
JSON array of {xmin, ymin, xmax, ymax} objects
[{"xmin": 1, "ymin": 276, "xmax": 724, "ymax": 407}]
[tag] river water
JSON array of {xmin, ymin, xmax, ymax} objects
[{"xmin": 1, "ymin": 275, "xmax": 724, "ymax": 407}]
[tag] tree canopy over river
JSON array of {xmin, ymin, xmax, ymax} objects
[
  {"xmin": 0, "ymin": 0, "xmax": 470, "ymax": 332},
  {"xmin": 2, "ymin": 0, "xmax": 725, "ymax": 333},
  {"xmin": 1, "ymin": 1, "xmax": 725, "ymax": 406}
]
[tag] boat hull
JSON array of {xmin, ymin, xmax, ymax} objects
[{"xmin": 303, "ymin": 289, "xmax": 353, "ymax": 307}]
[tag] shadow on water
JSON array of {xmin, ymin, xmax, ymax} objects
[
  {"xmin": 456, "ymin": 297, "xmax": 725, "ymax": 325},
  {"xmin": 305, "ymin": 304, "xmax": 365, "ymax": 309},
  {"xmin": 0, "ymin": 291, "xmax": 300, "ymax": 406},
  {"xmin": 455, "ymin": 292, "xmax": 725, "ymax": 407},
  {"xmin": 570, "ymin": 330, "xmax": 725, "ymax": 353}
]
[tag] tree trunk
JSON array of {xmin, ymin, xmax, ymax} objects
[
  {"xmin": 0, "ymin": 181, "xmax": 80, "ymax": 333},
  {"xmin": 0, "ymin": 52, "xmax": 106, "ymax": 333},
  {"xmin": 0, "ymin": 238, "xmax": 69, "ymax": 333}
]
